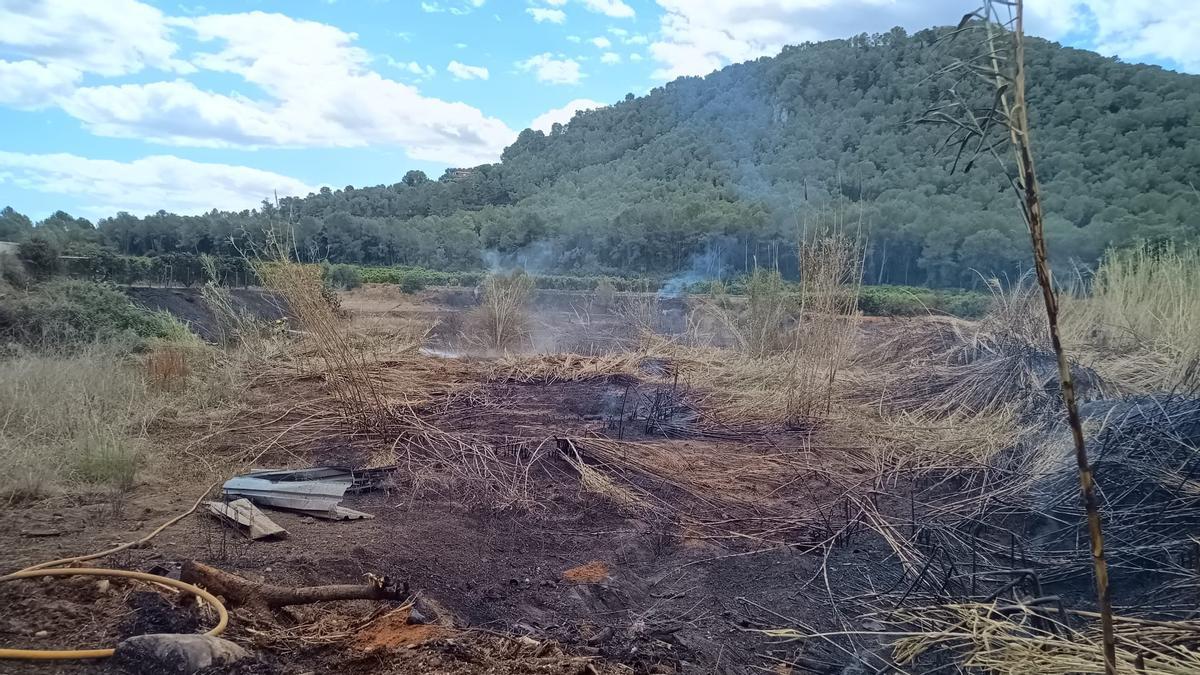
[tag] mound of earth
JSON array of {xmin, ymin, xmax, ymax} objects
[{"xmin": 124, "ymin": 287, "xmax": 288, "ymax": 342}]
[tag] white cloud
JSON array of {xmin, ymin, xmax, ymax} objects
[
  {"xmin": 625, "ymin": 34, "xmax": 648, "ymax": 45},
  {"xmin": 601, "ymin": 52, "xmax": 621, "ymax": 64},
  {"xmin": 566, "ymin": 35, "xmax": 582, "ymax": 43},
  {"xmin": 0, "ymin": 151, "xmax": 316, "ymax": 218},
  {"xmin": 608, "ymin": 27, "xmax": 628, "ymax": 37},
  {"xmin": 529, "ymin": 98, "xmax": 606, "ymax": 132},
  {"xmin": 0, "ymin": 0, "xmax": 185, "ymax": 77},
  {"xmin": 447, "ymin": 60, "xmax": 489, "ymax": 80},
  {"xmin": 420, "ymin": 0, "xmax": 484, "ymax": 15},
  {"xmin": 544, "ymin": 0, "xmax": 567, "ymax": 5},
  {"xmin": 0, "ymin": 59, "xmax": 80, "ymax": 109},
  {"xmin": 629, "ymin": 52, "xmax": 643, "ymax": 62},
  {"xmin": 581, "ymin": 0, "xmax": 634, "ymax": 19},
  {"xmin": 391, "ymin": 60, "xmax": 436, "ymax": 78},
  {"xmin": 517, "ymin": 53, "xmax": 583, "ymax": 84},
  {"xmin": 1026, "ymin": 0, "xmax": 1200, "ymax": 72},
  {"xmin": 591, "ymin": 36, "xmax": 612, "ymax": 48},
  {"xmin": 526, "ymin": 7, "xmax": 567, "ymax": 23},
  {"xmin": 52, "ymin": 11, "xmax": 515, "ymax": 166},
  {"xmin": 648, "ymin": 1, "xmax": 1200, "ymax": 82}
]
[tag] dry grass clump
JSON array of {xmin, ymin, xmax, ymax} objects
[
  {"xmin": 1063, "ymin": 243, "xmax": 1200, "ymax": 391},
  {"xmin": 558, "ymin": 438, "xmax": 646, "ymax": 510},
  {"xmin": 706, "ymin": 268, "xmax": 793, "ymax": 358},
  {"xmin": 881, "ymin": 603, "xmax": 1200, "ymax": 674},
  {"xmin": 861, "ymin": 280, "xmax": 1110, "ymax": 419},
  {"xmin": 200, "ymin": 253, "xmax": 260, "ymax": 348},
  {"xmin": 146, "ymin": 346, "xmax": 189, "ymax": 391},
  {"xmin": 467, "ymin": 271, "xmax": 534, "ymax": 351},
  {"xmin": 256, "ymin": 260, "xmax": 391, "ymax": 430},
  {"xmin": 0, "ymin": 347, "xmax": 155, "ymax": 502},
  {"xmin": 785, "ymin": 230, "xmax": 864, "ymax": 420},
  {"xmin": 676, "ymin": 349, "xmax": 807, "ymax": 425},
  {"xmin": 616, "ymin": 295, "xmax": 665, "ymax": 349},
  {"xmin": 489, "ymin": 352, "xmax": 646, "ymax": 384},
  {"xmin": 857, "ymin": 405, "xmax": 1029, "ymax": 478}
]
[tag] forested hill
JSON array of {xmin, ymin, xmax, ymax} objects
[{"xmin": 10, "ymin": 27, "xmax": 1200, "ymax": 287}]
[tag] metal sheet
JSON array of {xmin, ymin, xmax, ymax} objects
[{"xmin": 223, "ymin": 475, "xmax": 349, "ymax": 513}]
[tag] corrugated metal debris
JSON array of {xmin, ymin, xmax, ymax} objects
[{"xmin": 221, "ymin": 465, "xmax": 392, "ymax": 522}]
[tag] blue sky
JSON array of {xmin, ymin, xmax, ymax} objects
[{"xmin": 0, "ymin": 0, "xmax": 1195, "ymax": 222}]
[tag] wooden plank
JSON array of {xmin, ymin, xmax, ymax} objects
[{"xmin": 206, "ymin": 499, "xmax": 288, "ymax": 540}]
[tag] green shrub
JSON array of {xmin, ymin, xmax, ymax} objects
[
  {"xmin": 1, "ymin": 252, "xmax": 32, "ymax": 289},
  {"xmin": 18, "ymin": 236, "xmax": 61, "ymax": 279},
  {"xmin": 0, "ymin": 280, "xmax": 193, "ymax": 349},
  {"xmin": 398, "ymin": 271, "xmax": 428, "ymax": 294},
  {"xmin": 857, "ymin": 285, "xmax": 991, "ymax": 318},
  {"xmin": 325, "ymin": 263, "xmax": 362, "ymax": 290}
]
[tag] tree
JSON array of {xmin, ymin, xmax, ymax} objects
[
  {"xmin": 19, "ymin": 235, "xmax": 62, "ymax": 279},
  {"xmin": 401, "ymin": 170, "xmax": 429, "ymax": 187},
  {"xmin": 0, "ymin": 206, "xmax": 33, "ymax": 240}
]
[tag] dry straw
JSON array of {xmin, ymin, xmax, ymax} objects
[{"xmin": 254, "ymin": 258, "xmax": 391, "ymax": 431}]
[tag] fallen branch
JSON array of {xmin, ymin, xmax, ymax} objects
[{"xmin": 181, "ymin": 561, "xmax": 409, "ymax": 610}]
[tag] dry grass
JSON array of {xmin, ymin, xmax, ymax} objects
[
  {"xmin": 855, "ymin": 405, "xmax": 1030, "ymax": 478},
  {"xmin": 785, "ymin": 230, "xmax": 864, "ymax": 421},
  {"xmin": 489, "ymin": 352, "xmax": 646, "ymax": 384},
  {"xmin": 467, "ymin": 271, "xmax": 534, "ymax": 351},
  {"xmin": 0, "ymin": 347, "xmax": 156, "ymax": 502},
  {"xmin": 256, "ymin": 260, "xmax": 392, "ymax": 430},
  {"xmin": 706, "ymin": 269, "xmax": 793, "ymax": 358},
  {"xmin": 883, "ymin": 603, "xmax": 1200, "ymax": 674},
  {"xmin": 200, "ymin": 253, "xmax": 259, "ymax": 348},
  {"xmin": 858, "ymin": 283, "xmax": 1111, "ymax": 419},
  {"xmin": 1063, "ymin": 243, "xmax": 1200, "ymax": 391},
  {"xmin": 146, "ymin": 346, "xmax": 189, "ymax": 391}
]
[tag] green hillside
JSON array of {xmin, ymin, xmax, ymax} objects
[{"xmin": 7, "ymin": 27, "xmax": 1199, "ymax": 287}]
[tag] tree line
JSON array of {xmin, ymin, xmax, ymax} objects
[{"xmin": 2, "ymin": 26, "xmax": 1197, "ymax": 288}]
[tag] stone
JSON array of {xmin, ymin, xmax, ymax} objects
[{"xmin": 114, "ymin": 633, "xmax": 252, "ymax": 674}]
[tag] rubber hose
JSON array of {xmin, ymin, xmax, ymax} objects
[{"xmin": 0, "ymin": 568, "xmax": 229, "ymax": 660}]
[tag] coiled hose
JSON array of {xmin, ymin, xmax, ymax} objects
[{"xmin": 0, "ymin": 482, "xmax": 228, "ymax": 661}]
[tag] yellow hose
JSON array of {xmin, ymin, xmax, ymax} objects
[
  {"xmin": 0, "ymin": 568, "xmax": 228, "ymax": 660},
  {"xmin": 0, "ymin": 482, "xmax": 228, "ymax": 661}
]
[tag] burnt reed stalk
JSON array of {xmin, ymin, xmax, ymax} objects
[
  {"xmin": 920, "ymin": 1, "xmax": 1117, "ymax": 670},
  {"xmin": 1003, "ymin": 3, "xmax": 1115, "ymax": 670}
]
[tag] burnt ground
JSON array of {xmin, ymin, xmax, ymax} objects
[
  {"xmin": 0, "ymin": 288, "xmax": 984, "ymax": 674},
  {"xmin": 124, "ymin": 287, "xmax": 289, "ymax": 342},
  {"xmin": 1, "ymin": 473, "xmax": 883, "ymax": 675},
  {"xmin": 0, "ymin": 365, "xmax": 903, "ymax": 675}
]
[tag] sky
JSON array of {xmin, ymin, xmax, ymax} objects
[{"xmin": 0, "ymin": 0, "xmax": 1196, "ymax": 222}]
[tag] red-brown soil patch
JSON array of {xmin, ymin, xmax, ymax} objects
[
  {"xmin": 561, "ymin": 561, "xmax": 610, "ymax": 583},
  {"xmin": 353, "ymin": 608, "xmax": 455, "ymax": 651}
]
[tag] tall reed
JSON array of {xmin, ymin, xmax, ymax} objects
[
  {"xmin": 469, "ymin": 270, "xmax": 535, "ymax": 350},
  {"xmin": 255, "ymin": 258, "xmax": 391, "ymax": 431},
  {"xmin": 784, "ymin": 228, "xmax": 864, "ymax": 421}
]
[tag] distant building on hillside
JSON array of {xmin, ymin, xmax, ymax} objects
[{"xmin": 441, "ymin": 167, "xmax": 476, "ymax": 182}]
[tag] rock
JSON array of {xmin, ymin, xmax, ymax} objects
[
  {"xmin": 114, "ymin": 634, "xmax": 252, "ymax": 674},
  {"xmin": 34, "ymin": 630, "xmax": 48, "ymax": 638},
  {"xmin": 407, "ymin": 607, "xmax": 430, "ymax": 625}
]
